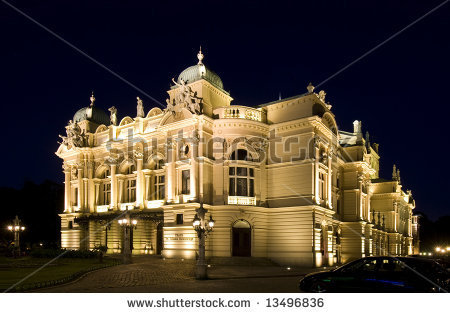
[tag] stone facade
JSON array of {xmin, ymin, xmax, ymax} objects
[{"xmin": 56, "ymin": 51, "xmax": 418, "ymax": 267}]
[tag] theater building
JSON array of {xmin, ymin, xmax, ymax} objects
[{"xmin": 56, "ymin": 50, "xmax": 418, "ymax": 266}]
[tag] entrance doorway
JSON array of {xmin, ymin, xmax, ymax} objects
[
  {"xmin": 156, "ymin": 223, "xmax": 164, "ymax": 255},
  {"xmin": 232, "ymin": 220, "xmax": 251, "ymax": 257}
]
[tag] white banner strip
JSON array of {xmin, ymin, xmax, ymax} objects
[{"xmin": 0, "ymin": 293, "xmax": 447, "ymax": 313}]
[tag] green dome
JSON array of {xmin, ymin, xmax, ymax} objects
[
  {"xmin": 177, "ymin": 64, "xmax": 224, "ymax": 90},
  {"xmin": 73, "ymin": 106, "xmax": 110, "ymax": 125}
]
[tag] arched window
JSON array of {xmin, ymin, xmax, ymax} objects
[
  {"xmin": 230, "ymin": 149, "xmax": 251, "ymax": 161},
  {"xmin": 228, "ymin": 149, "xmax": 256, "ymax": 201}
]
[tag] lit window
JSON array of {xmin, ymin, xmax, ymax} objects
[
  {"xmin": 73, "ymin": 187, "xmax": 78, "ymax": 206},
  {"xmin": 229, "ymin": 166, "xmax": 254, "ymax": 197},
  {"xmin": 127, "ymin": 165, "xmax": 136, "ymax": 175},
  {"xmin": 182, "ymin": 170, "xmax": 190, "ymax": 194},
  {"xmin": 155, "ymin": 159, "xmax": 165, "ymax": 170},
  {"xmin": 318, "ymin": 172, "xmax": 325, "ymax": 200},
  {"xmin": 154, "ymin": 175, "xmax": 165, "ymax": 200},
  {"xmin": 102, "ymin": 182, "xmax": 111, "ymax": 205},
  {"xmin": 127, "ymin": 179, "xmax": 136, "ymax": 202},
  {"xmin": 102, "ymin": 169, "xmax": 110, "ymax": 179}
]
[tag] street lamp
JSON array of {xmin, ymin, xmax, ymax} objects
[
  {"xmin": 118, "ymin": 211, "xmax": 137, "ymax": 264},
  {"xmin": 7, "ymin": 216, "xmax": 26, "ymax": 257},
  {"xmin": 192, "ymin": 202, "xmax": 215, "ymax": 279}
]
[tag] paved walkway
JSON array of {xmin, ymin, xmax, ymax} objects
[{"xmin": 40, "ymin": 256, "xmax": 328, "ymax": 293}]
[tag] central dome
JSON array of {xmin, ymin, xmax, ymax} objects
[
  {"xmin": 176, "ymin": 49, "xmax": 224, "ymax": 90},
  {"xmin": 73, "ymin": 106, "xmax": 110, "ymax": 125},
  {"xmin": 73, "ymin": 92, "xmax": 110, "ymax": 125}
]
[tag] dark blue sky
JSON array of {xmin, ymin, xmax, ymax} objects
[{"xmin": 0, "ymin": 0, "xmax": 448, "ymax": 219}]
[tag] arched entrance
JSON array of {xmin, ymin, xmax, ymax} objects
[
  {"xmin": 156, "ymin": 223, "xmax": 164, "ymax": 255},
  {"xmin": 232, "ymin": 220, "xmax": 251, "ymax": 257}
]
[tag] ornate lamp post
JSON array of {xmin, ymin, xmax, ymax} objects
[
  {"xmin": 7, "ymin": 216, "xmax": 26, "ymax": 257},
  {"xmin": 192, "ymin": 202, "xmax": 215, "ymax": 279},
  {"xmin": 118, "ymin": 211, "xmax": 137, "ymax": 264}
]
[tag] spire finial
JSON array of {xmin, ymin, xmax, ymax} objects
[
  {"xmin": 90, "ymin": 91, "xmax": 96, "ymax": 107},
  {"xmin": 392, "ymin": 164, "xmax": 397, "ymax": 180},
  {"xmin": 197, "ymin": 46, "xmax": 204, "ymax": 65}
]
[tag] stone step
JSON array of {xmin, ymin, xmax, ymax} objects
[{"xmin": 207, "ymin": 257, "xmax": 279, "ymax": 266}]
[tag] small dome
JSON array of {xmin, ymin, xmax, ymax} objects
[
  {"xmin": 177, "ymin": 64, "xmax": 224, "ymax": 90},
  {"xmin": 176, "ymin": 48, "xmax": 224, "ymax": 90},
  {"xmin": 73, "ymin": 106, "xmax": 110, "ymax": 125}
]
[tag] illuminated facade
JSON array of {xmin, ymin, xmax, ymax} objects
[{"xmin": 56, "ymin": 50, "xmax": 418, "ymax": 266}]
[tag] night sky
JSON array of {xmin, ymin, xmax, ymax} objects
[{"xmin": 1, "ymin": 0, "xmax": 448, "ymax": 220}]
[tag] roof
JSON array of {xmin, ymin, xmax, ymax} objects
[
  {"xmin": 176, "ymin": 64, "xmax": 224, "ymax": 90},
  {"xmin": 73, "ymin": 106, "xmax": 110, "ymax": 125},
  {"xmin": 258, "ymin": 92, "xmax": 308, "ymax": 108}
]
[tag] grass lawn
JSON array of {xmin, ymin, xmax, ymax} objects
[{"xmin": 0, "ymin": 256, "xmax": 118, "ymax": 291}]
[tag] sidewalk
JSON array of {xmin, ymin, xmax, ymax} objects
[
  {"xmin": 208, "ymin": 264, "xmax": 332, "ymax": 280},
  {"xmin": 37, "ymin": 256, "xmax": 334, "ymax": 293}
]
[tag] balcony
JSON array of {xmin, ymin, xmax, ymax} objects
[
  {"xmin": 146, "ymin": 200, "xmax": 164, "ymax": 209},
  {"xmin": 228, "ymin": 196, "xmax": 256, "ymax": 206},
  {"xmin": 96, "ymin": 205, "xmax": 109, "ymax": 213},
  {"xmin": 120, "ymin": 202, "xmax": 136, "ymax": 211},
  {"xmin": 214, "ymin": 106, "xmax": 267, "ymax": 123}
]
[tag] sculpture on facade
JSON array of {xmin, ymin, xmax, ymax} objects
[
  {"xmin": 58, "ymin": 120, "xmax": 86, "ymax": 149},
  {"xmin": 109, "ymin": 106, "xmax": 118, "ymax": 126},
  {"xmin": 136, "ymin": 97, "xmax": 145, "ymax": 118},
  {"xmin": 165, "ymin": 78, "xmax": 203, "ymax": 115}
]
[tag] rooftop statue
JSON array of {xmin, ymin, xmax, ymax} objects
[
  {"xmin": 109, "ymin": 106, "xmax": 118, "ymax": 126},
  {"xmin": 166, "ymin": 78, "xmax": 202, "ymax": 115},
  {"xmin": 136, "ymin": 97, "xmax": 145, "ymax": 118},
  {"xmin": 58, "ymin": 119, "xmax": 86, "ymax": 149}
]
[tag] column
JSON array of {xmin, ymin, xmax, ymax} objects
[
  {"xmin": 166, "ymin": 139, "xmax": 177, "ymax": 202},
  {"xmin": 63, "ymin": 164, "xmax": 71, "ymax": 212},
  {"xmin": 358, "ymin": 174, "xmax": 363, "ymax": 220},
  {"xmin": 83, "ymin": 179, "xmax": 88, "ymax": 212},
  {"xmin": 314, "ymin": 138, "xmax": 320, "ymax": 204},
  {"xmin": 117, "ymin": 176, "xmax": 125, "ymax": 205},
  {"xmin": 87, "ymin": 160, "xmax": 95, "ymax": 213},
  {"xmin": 110, "ymin": 161, "xmax": 117, "ymax": 209},
  {"xmin": 191, "ymin": 134, "xmax": 200, "ymax": 201},
  {"xmin": 94, "ymin": 180, "xmax": 101, "ymax": 206},
  {"xmin": 77, "ymin": 164, "xmax": 83, "ymax": 211},
  {"xmin": 136, "ymin": 153, "xmax": 144, "ymax": 208},
  {"xmin": 327, "ymin": 150, "xmax": 332, "ymax": 209}
]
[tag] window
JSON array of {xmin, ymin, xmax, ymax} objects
[
  {"xmin": 127, "ymin": 179, "xmax": 136, "ymax": 202},
  {"xmin": 73, "ymin": 187, "xmax": 78, "ymax": 206},
  {"xmin": 154, "ymin": 174, "xmax": 165, "ymax": 200},
  {"xmin": 318, "ymin": 172, "xmax": 325, "ymax": 200},
  {"xmin": 182, "ymin": 170, "xmax": 190, "ymax": 194},
  {"xmin": 127, "ymin": 165, "xmax": 136, "ymax": 175},
  {"xmin": 102, "ymin": 169, "xmax": 110, "ymax": 179},
  {"xmin": 68, "ymin": 221, "xmax": 73, "ymax": 229},
  {"xmin": 155, "ymin": 159, "xmax": 165, "ymax": 170},
  {"xmin": 176, "ymin": 214, "xmax": 184, "ymax": 225},
  {"xmin": 229, "ymin": 166, "xmax": 254, "ymax": 197},
  {"xmin": 230, "ymin": 149, "xmax": 251, "ymax": 161},
  {"xmin": 102, "ymin": 182, "xmax": 111, "ymax": 205}
]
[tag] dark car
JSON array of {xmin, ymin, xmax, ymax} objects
[{"xmin": 299, "ymin": 256, "xmax": 449, "ymax": 292}]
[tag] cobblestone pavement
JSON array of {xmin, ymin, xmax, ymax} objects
[
  {"xmin": 42, "ymin": 256, "xmax": 196, "ymax": 292},
  {"xmin": 40, "ymin": 256, "xmax": 316, "ymax": 293}
]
